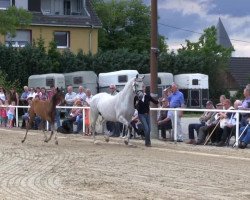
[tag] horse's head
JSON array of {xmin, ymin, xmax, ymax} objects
[
  {"xmin": 54, "ymin": 88, "xmax": 66, "ymax": 105},
  {"xmin": 133, "ymin": 75, "xmax": 145, "ymax": 99}
]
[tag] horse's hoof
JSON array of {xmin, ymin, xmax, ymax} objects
[
  {"xmin": 44, "ymin": 140, "xmax": 48, "ymax": 143},
  {"xmin": 55, "ymin": 141, "xmax": 58, "ymax": 145},
  {"xmin": 21, "ymin": 140, "xmax": 25, "ymax": 143},
  {"xmin": 104, "ymin": 135, "xmax": 109, "ymax": 143},
  {"xmin": 124, "ymin": 140, "xmax": 129, "ymax": 145}
]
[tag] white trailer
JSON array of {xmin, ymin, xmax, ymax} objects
[
  {"xmin": 141, "ymin": 72, "xmax": 174, "ymax": 97},
  {"xmin": 98, "ymin": 70, "xmax": 139, "ymax": 93},
  {"xmin": 174, "ymin": 73, "xmax": 209, "ymax": 108},
  {"xmin": 64, "ymin": 71, "xmax": 98, "ymax": 94},
  {"xmin": 28, "ymin": 73, "xmax": 65, "ymax": 90}
]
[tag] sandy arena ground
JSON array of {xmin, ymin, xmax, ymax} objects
[{"xmin": 0, "ymin": 127, "xmax": 250, "ymax": 200}]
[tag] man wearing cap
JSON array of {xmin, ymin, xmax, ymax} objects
[
  {"xmin": 186, "ymin": 101, "xmax": 215, "ymax": 144},
  {"xmin": 157, "ymin": 98, "xmax": 172, "ymax": 140}
]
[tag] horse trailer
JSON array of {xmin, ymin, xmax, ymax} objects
[
  {"xmin": 141, "ymin": 72, "xmax": 174, "ymax": 97},
  {"xmin": 174, "ymin": 73, "xmax": 209, "ymax": 108},
  {"xmin": 28, "ymin": 73, "xmax": 65, "ymax": 90},
  {"xmin": 98, "ymin": 70, "xmax": 139, "ymax": 93},
  {"xmin": 64, "ymin": 71, "xmax": 98, "ymax": 94}
]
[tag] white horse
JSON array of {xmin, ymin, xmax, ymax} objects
[{"xmin": 90, "ymin": 75, "xmax": 144, "ymax": 145}]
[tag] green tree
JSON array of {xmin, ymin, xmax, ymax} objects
[
  {"xmin": 91, "ymin": 48, "xmax": 149, "ymax": 74},
  {"xmin": 47, "ymin": 41, "xmax": 61, "ymax": 72},
  {"xmin": 92, "ymin": 0, "xmax": 167, "ymax": 53},
  {"xmin": 0, "ymin": 70, "xmax": 20, "ymax": 91},
  {"xmin": 0, "ymin": 6, "xmax": 32, "ymax": 37}
]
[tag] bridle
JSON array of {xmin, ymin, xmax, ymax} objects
[{"xmin": 132, "ymin": 75, "xmax": 144, "ymax": 98}]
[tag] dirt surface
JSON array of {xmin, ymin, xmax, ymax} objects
[{"xmin": 0, "ymin": 128, "xmax": 250, "ymax": 200}]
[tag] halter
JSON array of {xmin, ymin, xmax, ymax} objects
[{"xmin": 132, "ymin": 75, "xmax": 144, "ymax": 97}]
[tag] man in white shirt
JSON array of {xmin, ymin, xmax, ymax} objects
[
  {"xmin": 75, "ymin": 86, "xmax": 86, "ymax": 103},
  {"xmin": 65, "ymin": 85, "xmax": 77, "ymax": 116}
]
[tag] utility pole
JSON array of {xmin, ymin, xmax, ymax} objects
[{"xmin": 150, "ymin": 0, "xmax": 158, "ymax": 139}]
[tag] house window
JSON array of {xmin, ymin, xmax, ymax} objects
[
  {"xmin": 54, "ymin": 31, "xmax": 70, "ymax": 48},
  {"xmin": 64, "ymin": 0, "xmax": 71, "ymax": 15},
  {"xmin": 0, "ymin": 0, "xmax": 10, "ymax": 9},
  {"xmin": 28, "ymin": 0, "xmax": 41, "ymax": 11},
  {"xmin": 15, "ymin": 0, "xmax": 28, "ymax": 9},
  {"xmin": 5, "ymin": 30, "xmax": 31, "ymax": 48}
]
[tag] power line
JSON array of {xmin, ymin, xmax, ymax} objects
[{"xmin": 158, "ymin": 22, "xmax": 250, "ymax": 44}]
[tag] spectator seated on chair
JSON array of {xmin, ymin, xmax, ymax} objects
[
  {"xmin": 157, "ymin": 98, "xmax": 172, "ymax": 140},
  {"xmin": 129, "ymin": 109, "xmax": 144, "ymax": 138},
  {"xmin": 74, "ymin": 101, "xmax": 91, "ymax": 135},
  {"xmin": 186, "ymin": 100, "xmax": 214, "ymax": 144},
  {"xmin": 217, "ymin": 99, "xmax": 242, "ymax": 147},
  {"xmin": 58, "ymin": 100, "xmax": 82, "ymax": 134}
]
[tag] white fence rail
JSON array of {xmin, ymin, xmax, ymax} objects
[{"xmin": 1, "ymin": 105, "xmax": 250, "ymax": 148}]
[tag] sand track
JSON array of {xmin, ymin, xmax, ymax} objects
[{"xmin": 0, "ymin": 128, "xmax": 250, "ymax": 200}]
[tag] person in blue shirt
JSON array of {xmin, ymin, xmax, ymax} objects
[{"xmin": 158, "ymin": 82, "xmax": 185, "ymax": 142}]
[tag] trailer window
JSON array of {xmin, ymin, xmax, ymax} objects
[
  {"xmin": 192, "ymin": 79, "xmax": 198, "ymax": 85},
  {"xmin": 157, "ymin": 77, "xmax": 161, "ymax": 84},
  {"xmin": 46, "ymin": 78, "xmax": 55, "ymax": 87},
  {"xmin": 73, "ymin": 77, "xmax": 83, "ymax": 84},
  {"xmin": 118, "ymin": 75, "xmax": 127, "ymax": 83}
]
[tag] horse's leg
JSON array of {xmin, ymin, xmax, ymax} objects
[
  {"xmin": 118, "ymin": 116, "xmax": 130, "ymax": 145},
  {"xmin": 90, "ymin": 110, "xmax": 99, "ymax": 144},
  {"xmin": 22, "ymin": 113, "xmax": 35, "ymax": 143},
  {"xmin": 54, "ymin": 122, "xmax": 58, "ymax": 145},
  {"xmin": 22, "ymin": 120, "xmax": 30, "ymax": 143},
  {"xmin": 41, "ymin": 120, "xmax": 48, "ymax": 142},
  {"xmin": 45, "ymin": 122, "xmax": 55, "ymax": 143},
  {"xmin": 102, "ymin": 120, "xmax": 110, "ymax": 142}
]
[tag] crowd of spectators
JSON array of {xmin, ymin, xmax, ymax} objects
[
  {"xmin": 0, "ymin": 82, "xmax": 250, "ymax": 149},
  {"xmin": 0, "ymin": 85, "xmax": 93, "ymax": 135}
]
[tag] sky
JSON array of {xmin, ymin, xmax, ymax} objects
[{"xmin": 144, "ymin": 0, "xmax": 250, "ymax": 57}]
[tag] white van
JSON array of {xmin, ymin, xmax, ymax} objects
[
  {"xmin": 64, "ymin": 71, "xmax": 98, "ymax": 94},
  {"xmin": 174, "ymin": 73, "xmax": 209, "ymax": 108},
  {"xmin": 98, "ymin": 70, "xmax": 139, "ymax": 93},
  {"xmin": 28, "ymin": 73, "xmax": 65, "ymax": 90}
]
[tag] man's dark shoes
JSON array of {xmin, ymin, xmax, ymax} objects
[
  {"xmin": 238, "ymin": 142, "xmax": 247, "ymax": 149},
  {"xmin": 186, "ymin": 139, "xmax": 196, "ymax": 144},
  {"xmin": 145, "ymin": 143, "xmax": 151, "ymax": 147},
  {"xmin": 216, "ymin": 141, "xmax": 225, "ymax": 147},
  {"xmin": 195, "ymin": 140, "xmax": 203, "ymax": 145}
]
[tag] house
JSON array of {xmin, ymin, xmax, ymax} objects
[
  {"xmin": 0, "ymin": 0, "xmax": 101, "ymax": 54},
  {"xmin": 216, "ymin": 18, "xmax": 250, "ymax": 93}
]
